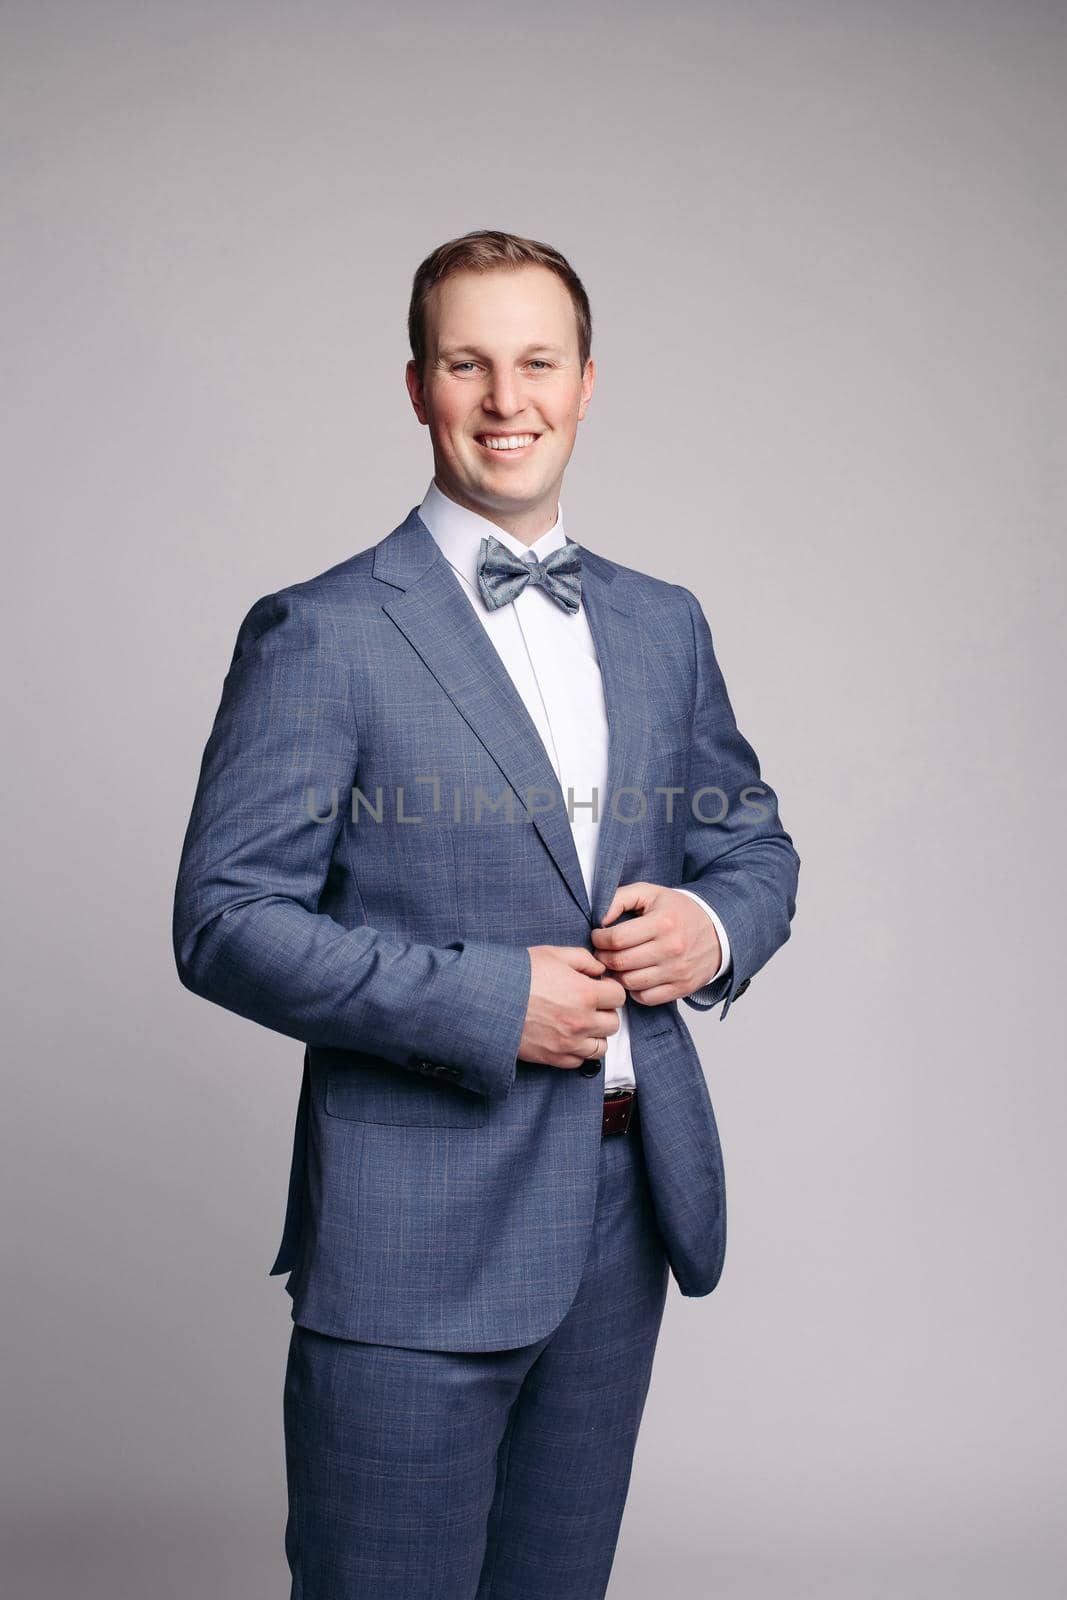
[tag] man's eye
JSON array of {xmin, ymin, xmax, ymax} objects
[{"xmin": 450, "ymin": 359, "xmax": 551, "ymax": 375}]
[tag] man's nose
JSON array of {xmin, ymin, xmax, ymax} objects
[{"xmin": 483, "ymin": 368, "xmax": 525, "ymax": 416}]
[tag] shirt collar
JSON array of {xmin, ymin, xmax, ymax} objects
[{"xmin": 417, "ymin": 477, "xmax": 568, "ymax": 595}]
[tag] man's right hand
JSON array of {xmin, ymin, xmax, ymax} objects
[{"xmin": 518, "ymin": 945, "xmax": 627, "ymax": 1069}]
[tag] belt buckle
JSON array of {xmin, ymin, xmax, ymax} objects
[{"xmin": 602, "ymin": 1086, "xmax": 636, "ymax": 1136}]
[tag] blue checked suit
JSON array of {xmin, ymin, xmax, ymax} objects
[{"xmin": 172, "ymin": 505, "xmax": 799, "ymax": 1352}]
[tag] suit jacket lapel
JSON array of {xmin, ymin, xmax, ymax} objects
[
  {"xmin": 374, "ymin": 508, "xmax": 651, "ymax": 931},
  {"xmin": 377, "ymin": 509, "xmax": 592, "ymax": 922},
  {"xmin": 579, "ymin": 553, "xmax": 650, "ymax": 927}
]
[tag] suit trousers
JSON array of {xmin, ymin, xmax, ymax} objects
[{"xmin": 282, "ymin": 1095, "xmax": 671, "ymax": 1599}]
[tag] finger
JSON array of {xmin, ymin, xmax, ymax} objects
[
  {"xmin": 592, "ymin": 977, "xmax": 627, "ymax": 1009},
  {"xmin": 629, "ymin": 981, "xmax": 681, "ymax": 1005},
  {"xmin": 591, "ymin": 913, "xmax": 663, "ymax": 953},
  {"xmin": 597, "ymin": 881, "xmax": 653, "ymax": 928},
  {"xmin": 602, "ymin": 936, "xmax": 671, "ymax": 974},
  {"xmin": 557, "ymin": 1039, "xmax": 604, "ymax": 1070},
  {"xmin": 616, "ymin": 962, "xmax": 672, "ymax": 992},
  {"xmin": 562, "ymin": 946, "xmax": 607, "ymax": 974}
]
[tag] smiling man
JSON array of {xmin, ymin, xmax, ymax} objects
[
  {"xmin": 173, "ymin": 229, "xmax": 800, "ymax": 1599},
  {"xmin": 406, "ymin": 261, "xmax": 591, "ymax": 542}
]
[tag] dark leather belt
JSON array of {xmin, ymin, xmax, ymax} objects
[{"xmin": 602, "ymin": 1087, "xmax": 636, "ymax": 1137}]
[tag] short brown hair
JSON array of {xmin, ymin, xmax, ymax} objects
[{"xmin": 408, "ymin": 229, "xmax": 592, "ymax": 380}]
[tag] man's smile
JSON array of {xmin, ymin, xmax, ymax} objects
[{"xmin": 474, "ymin": 432, "xmax": 542, "ymax": 455}]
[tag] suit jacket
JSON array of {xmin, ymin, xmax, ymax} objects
[{"xmin": 172, "ymin": 505, "xmax": 800, "ymax": 1350}]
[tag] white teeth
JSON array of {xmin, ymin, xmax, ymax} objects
[{"xmin": 479, "ymin": 434, "xmax": 537, "ymax": 450}]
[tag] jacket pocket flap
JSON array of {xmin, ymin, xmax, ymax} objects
[{"xmin": 320, "ymin": 1049, "xmax": 488, "ymax": 1127}]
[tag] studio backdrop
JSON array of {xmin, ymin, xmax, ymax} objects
[{"xmin": 3, "ymin": 2, "xmax": 1064, "ymax": 1597}]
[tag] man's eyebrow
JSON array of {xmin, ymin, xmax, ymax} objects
[{"xmin": 437, "ymin": 344, "xmax": 568, "ymax": 359}]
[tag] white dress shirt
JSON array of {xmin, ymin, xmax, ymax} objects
[{"xmin": 417, "ymin": 478, "xmax": 732, "ymax": 1092}]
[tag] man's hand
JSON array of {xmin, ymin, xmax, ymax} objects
[
  {"xmin": 519, "ymin": 946, "xmax": 627, "ymax": 1070},
  {"xmin": 591, "ymin": 882, "xmax": 722, "ymax": 1005}
]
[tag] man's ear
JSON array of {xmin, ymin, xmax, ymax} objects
[
  {"xmin": 577, "ymin": 356, "xmax": 595, "ymax": 421},
  {"xmin": 405, "ymin": 358, "xmax": 429, "ymax": 425}
]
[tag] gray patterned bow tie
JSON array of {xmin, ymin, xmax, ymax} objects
[{"xmin": 476, "ymin": 534, "xmax": 583, "ymax": 615}]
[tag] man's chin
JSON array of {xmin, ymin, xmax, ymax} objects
[{"xmin": 453, "ymin": 473, "xmax": 553, "ymax": 517}]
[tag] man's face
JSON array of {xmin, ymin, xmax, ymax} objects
[{"xmin": 406, "ymin": 265, "xmax": 595, "ymax": 538}]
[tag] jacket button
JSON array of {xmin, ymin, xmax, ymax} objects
[
  {"xmin": 417, "ymin": 1059, "xmax": 436, "ymax": 1074},
  {"xmin": 735, "ymin": 977, "xmax": 751, "ymax": 999},
  {"xmin": 440, "ymin": 1065, "xmax": 461, "ymax": 1081}
]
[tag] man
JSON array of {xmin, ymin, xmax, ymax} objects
[{"xmin": 173, "ymin": 229, "xmax": 799, "ymax": 1599}]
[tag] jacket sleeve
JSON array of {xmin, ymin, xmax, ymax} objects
[
  {"xmin": 172, "ymin": 588, "xmax": 531, "ymax": 1100},
  {"xmin": 672, "ymin": 583, "xmax": 800, "ymax": 1020}
]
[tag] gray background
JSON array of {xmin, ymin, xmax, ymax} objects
[{"xmin": 3, "ymin": 2, "xmax": 1064, "ymax": 1596}]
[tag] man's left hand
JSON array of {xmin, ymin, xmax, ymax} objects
[{"xmin": 591, "ymin": 882, "xmax": 722, "ymax": 1005}]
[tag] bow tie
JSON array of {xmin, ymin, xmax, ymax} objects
[{"xmin": 476, "ymin": 534, "xmax": 583, "ymax": 615}]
